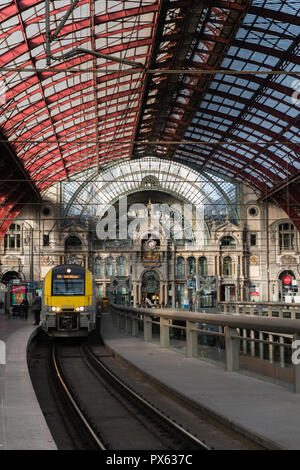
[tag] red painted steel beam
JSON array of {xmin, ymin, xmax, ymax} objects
[
  {"xmin": 272, "ymin": 193, "xmax": 300, "ymax": 232},
  {"xmin": 175, "ymin": 148, "xmax": 268, "ymax": 192},
  {"xmin": 232, "ymin": 39, "xmax": 300, "ymax": 65},
  {"xmin": 187, "ymin": 107, "xmax": 299, "ymax": 173},
  {"xmin": 188, "ymin": 120, "xmax": 297, "ymax": 177},
  {"xmin": 258, "ymin": 174, "xmax": 300, "ymax": 202},
  {"xmin": 248, "ymin": 6, "xmax": 300, "ymax": 26}
]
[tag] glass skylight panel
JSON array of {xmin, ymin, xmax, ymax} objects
[{"xmin": 0, "ymin": 0, "xmax": 298, "ymax": 194}]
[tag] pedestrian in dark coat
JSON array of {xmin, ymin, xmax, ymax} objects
[
  {"xmin": 20, "ymin": 297, "xmax": 29, "ymax": 319},
  {"xmin": 32, "ymin": 293, "xmax": 42, "ymax": 325}
]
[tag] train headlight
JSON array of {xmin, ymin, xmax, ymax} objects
[
  {"xmin": 76, "ymin": 306, "xmax": 85, "ymax": 312},
  {"xmin": 51, "ymin": 306, "xmax": 61, "ymax": 312}
]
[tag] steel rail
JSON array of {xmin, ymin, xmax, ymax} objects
[
  {"xmin": 82, "ymin": 344, "xmax": 211, "ymax": 450},
  {"xmin": 51, "ymin": 344, "xmax": 106, "ymax": 450}
]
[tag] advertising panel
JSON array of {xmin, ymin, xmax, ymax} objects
[{"xmin": 11, "ymin": 285, "xmax": 26, "ymax": 305}]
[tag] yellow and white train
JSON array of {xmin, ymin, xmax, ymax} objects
[{"xmin": 41, "ymin": 264, "xmax": 99, "ymax": 337}]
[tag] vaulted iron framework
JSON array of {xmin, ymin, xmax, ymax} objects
[{"xmin": 0, "ymin": 0, "xmax": 299, "ymax": 238}]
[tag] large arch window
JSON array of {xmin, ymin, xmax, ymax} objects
[
  {"xmin": 220, "ymin": 236, "xmax": 236, "ymax": 247},
  {"xmin": 176, "ymin": 257, "xmax": 185, "ymax": 278},
  {"xmin": 198, "ymin": 257, "xmax": 207, "ymax": 276},
  {"xmin": 223, "ymin": 256, "xmax": 232, "ymax": 276},
  {"xmin": 279, "ymin": 223, "xmax": 295, "ymax": 251},
  {"xmin": 105, "ymin": 256, "xmax": 114, "ymax": 278},
  {"xmin": 116, "ymin": 256, "xmax": 126, "ymax": 276},
  {"xmin": 94, "ymin": 257, "xmax": 102, "ymax": 278},
  {"xmin": 187, "ymin": 257, "xmax": 196, "ymax": 277},
  {"xmin": 65, "ymin": 236, "xmax": 82, "ymax": 251}
]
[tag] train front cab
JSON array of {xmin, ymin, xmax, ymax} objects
[{"xmin": 42, "ymin": 265, "xmax": 97, "ymax": 337}]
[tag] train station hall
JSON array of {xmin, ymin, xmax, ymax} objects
[{"xmin": 0, "ymin": 0, "xmax": 300, "ymax": 453}]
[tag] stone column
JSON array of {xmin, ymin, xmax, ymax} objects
[
  {"xmin": 225, "ymin": 326, "xmax": 240, "ymax": 372},
  {"xmin": 160, "ymin": 318, "xmax": 169, "ymax": 348},
  {"xmin": 159, "ymin": 282, "xmax": 163, "ymax": 307},
  {"xmin": 172, "ymin": 281, "xmax": 176, "ymax": 308},
  {"xmin": 132, "ymin": 281, "xmax": 137, "ymax": 307}
]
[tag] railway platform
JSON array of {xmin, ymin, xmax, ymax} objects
[
  {"xmin": 101, "ymin": 311, "xmax": 300, "ymax": 450},
  {"xmin": 2, "ymin": 309, "xmax": 300, "ymax": 450},
  {"xmin": 0, "ymin": 314, "xmax": 56, "ymax": 450}
]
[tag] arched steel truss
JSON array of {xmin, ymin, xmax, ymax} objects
[
  {"xmin": 61, "ymin": 157, "xmax": 238, "ymax": 226},
  {"xmin": 0, "ymin": 0, "xmax": 299, "ymax": 238}
]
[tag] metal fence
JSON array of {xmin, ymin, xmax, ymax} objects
[
  {"xmin": 219, "ymin": 301, "xmax": 300, "ymax": 319},
  {"xmin": 110, "ymin": 303, "xmax": 300, "ymax": 393}
]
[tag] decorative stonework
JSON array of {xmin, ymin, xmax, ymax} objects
[
  {"xmin": 42, "ymin": 255, "xmax": 54, "ymax": 266},
  {"xmin": 281, "ymin": 255, "xmax": 297, "ymax": 265},
  {"xmin": 65, "ymin": 255, "xmax": 83, "ymax": 265},
  {"xmin": 250, "ymin": 255, "xmax": 260, "ymax": 265}
]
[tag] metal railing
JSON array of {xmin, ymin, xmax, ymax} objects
[
  {"xmin": 219, "ymin": 301, "xmax": 300, "ymax": 319},
  {"xmin": 110, "ymin": 304, "xmax": 300, "ymax": 393}
]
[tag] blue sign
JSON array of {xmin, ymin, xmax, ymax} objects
[{"xmin": 26, "ymin": 282, "xmax": 38, "ymax": 290}]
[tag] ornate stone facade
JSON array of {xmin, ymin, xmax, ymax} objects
[{"xmin": 0, "ymin": 187, "xmax": 299, "ymax": 305}]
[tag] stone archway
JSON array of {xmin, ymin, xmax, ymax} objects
[
  {"xmin": 1, "ymin": 270, "xmax": 20, "ymax": 285},
  {"xmin": 141, "ymin": 270, "xmax": 160, "ymax": 306},
  {"xmin": 65, "ymin": 235, "xmax": 82, "ymax": 251},
  {"xmin": 278, "ymin": 270, "xmax": 296, "ymax": 302}
]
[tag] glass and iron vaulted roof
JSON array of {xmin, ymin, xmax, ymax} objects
[
  {"xmin": 0, "ymin": 0, "xmax": 159, "ymax": 187},
  {"xmin": 0, "ymin": 0, "xmax": 299, "ymax": 237},
  {"xmin": 173, "ymin": 2, "xmax": 300, "ymax": 193},
  {"xmin": 62, "ymin": 157, "xmax": 238, "ymax": 224}
]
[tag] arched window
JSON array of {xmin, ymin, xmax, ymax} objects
[
  {"xmin": 116, "ymin": 256, "xmax": 126, "ymax": 276},
  {"xmin": 176, "ymin": 257, "xmax": 185, "ymax": 278},
  {"xmin": 187, "ymin": 257, "xmax": 196, "ymax": 277},
  {"xmin": 4, "ymin": 223, "xmax": 21, "ymax": 250},
  {"xmin": 279, "ymin": 223, "xmax": 295, "ymax": 251},
  {"xmin": 65, "ymin": 235, "xmax": 82, "ymax": 251},
  {"xmin": 198, "ymin": 257, "xmax": 207, "ymax": 276},
  {"xmin": 223, "ymin": 256, "xmax": 232, "ymax": 276},
  {"xmin": 94, "ymin": 257, "xmax": 102, "ymax": 277},
  {"xmin": 105, "ymin": 256, "xmax": 114, "ymax": 277},
  {"xmin": 220, "ymin": 236, "xmax": 236, "ymax": 247}
]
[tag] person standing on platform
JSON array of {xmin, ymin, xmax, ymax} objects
[
  {"xmin": 20, "ymin": 296, "xmax": 29, "ymax": 319},
  {"xmin": 32, "ymin": 293, "xmax": 41, "ymax": 325}
]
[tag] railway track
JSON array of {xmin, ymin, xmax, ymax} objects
[
  {"xmin": 50, "ymin": 341, "xmax": 210, "ymax": 450},
  {"xmin": 51, "ymin": 343, "xmax": 106, "ymax": 450},
  {"xmin": 28, "ymin": 332, "xmax": 265, "ymax": 450}
]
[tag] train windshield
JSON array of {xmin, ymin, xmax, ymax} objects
[{"xmin": 52, "ymin": 273, "xmax": 85, "ymax": 296}]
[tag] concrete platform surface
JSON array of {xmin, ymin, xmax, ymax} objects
[
  {"xmin": 0, "ymin": 314, "xmax": 57, "ymax": 450},
  {"xmin": 101, "ymin": 312, "xmax": 300, "ymax": 450}
]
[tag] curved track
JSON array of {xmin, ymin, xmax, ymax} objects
[
  {"xmin": 51, "ymin": 343, "xmax": 106, "ymax": 450},
  {"xmin": 51, "ymin": 341, "xmax": 210, "ymax": 450}
]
